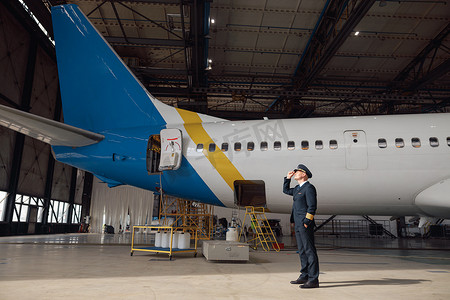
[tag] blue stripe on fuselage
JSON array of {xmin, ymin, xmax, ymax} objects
[
  {"xmin": 52, "ymin": 127, "xmax": 224, "ymax": 206},
  {"xmin": 161, "ymin": 157, "xmax": 224, "ymax": 206}
]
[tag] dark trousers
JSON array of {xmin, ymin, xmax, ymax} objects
[{"xmin": 295, "ymin": 221, "xmax": 319, "ymax": 281}]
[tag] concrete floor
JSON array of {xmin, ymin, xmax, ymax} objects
[{"xmin": 0, "ymin": 234, "xmax": 449, "ymax": 299}]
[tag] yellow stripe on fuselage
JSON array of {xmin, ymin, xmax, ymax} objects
[{"xmin": 176, "ymin": 108, "xmax": 244, "ymax": 190}]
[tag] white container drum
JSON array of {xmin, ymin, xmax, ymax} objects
[
  {"xmin": 155, "ymin": 232, "xmax": 162, "ymax": 247},
  {"xmin": 178, "ymin": 232, "xmax": 191, "ymax": 249},
  {"xmin": 226, "ymin": 227, "xmax": 238, "ymax": 242},
  {"xmin": 171, "ymin": 232, "xmax": 179, "ymax": 249},
  {"xmin": 161, "ymin": 232, "xmax": 170, "ymax": 248}
]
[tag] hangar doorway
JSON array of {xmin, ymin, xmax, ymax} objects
[{"xmin": 234, "ymin": 180, "xmax": 266, "ymax": 207}]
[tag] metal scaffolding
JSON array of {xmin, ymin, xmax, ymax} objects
[{"xmin": 159, "ymin": 196, "xmax": 214, "ymax": 240}]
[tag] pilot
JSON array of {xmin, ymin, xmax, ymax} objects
[{"xmin": 283, "ymin": 164, "xmax": 319, "ymax": 289}]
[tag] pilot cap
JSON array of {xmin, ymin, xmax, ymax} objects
[{"xmin": 296, "ymin": 164, "xmax": 312, "ymax": 178}]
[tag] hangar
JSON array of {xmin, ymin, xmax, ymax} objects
[{"xmin": 0, "ymin": 0, "xmax": 449, "ymax": 298}]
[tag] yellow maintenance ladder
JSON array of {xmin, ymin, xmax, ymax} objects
[{"xmin": 240, "ymin": 206, "xmax": 280, "ymax": 252}]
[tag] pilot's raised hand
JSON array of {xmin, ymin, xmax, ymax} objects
[{"xmin": 286, "ymin": 171, "xmax": 295, "ymax": 179}]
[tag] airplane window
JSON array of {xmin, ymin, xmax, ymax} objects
[
  {"xmin": 429, "ymin": 137, "xmax": 439, "ymax": 147},
  {"xmin": 247, "ymin": 142, "xmax": 255, "ymax": 151},
  {"xmin": 287, "ymin": 141, "xmax": 295, "ymax": 150},
  {"xmin": 395, "ymin": 138, "xmax": 404, "ymax": 148},
  {"xmin": 274, "ymin": 141, "xmax": 281, "ymax": 151},
  {"xmin": 196, "ymin": 144, "xmax": 203, "ymax": 152},
  {"xmin": 234, "ymin": 142, "xmax": 242, "ymax": 151},
  {"xmin": 221, "ymin": 143, "xmax": 228, "ymax": 152},
  {"xmin": 260, "ymin": 141, "xmax": 268, "ymax": 151},
  {"xmin": 315, "ymin": 140, "xmax": 323, "ymax": 150},
  {"xmin": 329, "ymin": 140, "xmax": 338, "ymax": 149},
  {"xmin": 411, "ymin": 138, "xmax": 421, "ymax": 148},
  {"xmin": 209, "ymin": 143, "xmax": 216, "ymax": 152},
  {"xmin": 378, "ymin": 138, "xmax": 387, "ymax": 148},
  {"xmin": 301, "ymin": 140, "xmax": 309, "ymax": 150}
]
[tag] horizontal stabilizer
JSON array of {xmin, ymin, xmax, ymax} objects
[{"xmin": 0, "ymin": 104, "xmax": 104, "ymax": 147}]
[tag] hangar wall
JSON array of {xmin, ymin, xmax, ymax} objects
[
  {"xmin": 0, "ymin": 1, "xmax": 86, "ymax": 235},
  {"xmin": 89, "ymin": 180, "xmax": 154, "ymax": 234}
]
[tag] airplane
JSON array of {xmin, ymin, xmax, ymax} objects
[{"xmin": 0, "ymin": 4, "xmax": 449, "ymax": 225}]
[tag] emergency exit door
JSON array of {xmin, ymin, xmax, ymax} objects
[
  {"xmin": 159, "ymin": 128, "xmax": 182, "ymax": 171},
  {"xmin": 343, "ymin": 130, "xmax": 368, "ymax": 170}
]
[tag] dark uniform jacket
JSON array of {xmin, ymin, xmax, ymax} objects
[{"xmin": 283, "ymin": 178, "xmax": 317, "ymax": 225}]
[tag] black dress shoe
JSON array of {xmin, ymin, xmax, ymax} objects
[
  {"xmin": 290, "ymin": 277, "xmax": 308, "ymax": 284},
  {"xmin": 300, "ymin": 280, "xmax": 319, "ymax": 288}
]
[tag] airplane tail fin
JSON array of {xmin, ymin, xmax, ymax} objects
[{"xmin": 51, "ymin": 4, "xmax": 166, "ymax": 132}]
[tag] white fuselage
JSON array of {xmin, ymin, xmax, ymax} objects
[{"xmin": 172, "ymin": 113, "xmax": 450, "ymax": 218}]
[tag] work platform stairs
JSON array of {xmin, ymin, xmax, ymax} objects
[{"xmin": 240, "ymin": 206, "xmax": 280, "ymax": 252}]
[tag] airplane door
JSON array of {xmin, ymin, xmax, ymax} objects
[
  {"xmin": 159, "ymin": 128, "xmax": 182, "ymax": 171},
  {"xmin": 343, "ymin": 130, "xmax": 368, "ymax": 170}
]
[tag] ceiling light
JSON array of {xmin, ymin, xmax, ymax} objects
[
  {"xmin": 354, "ymin": 31, "xmax": 360, "ymax": 36},
  {"xmin": 206, "ymin": 59, "xmax": 212, "ymax": 70},
  {"xmin": 211, "ymin": 19, "xmax": 215, "ymax": 24}
]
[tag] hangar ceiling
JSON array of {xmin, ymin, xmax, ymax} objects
[{"xmin": 30, "ymin": 0, "xmax": 450, "ymax": 119}]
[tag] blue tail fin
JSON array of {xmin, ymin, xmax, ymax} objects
[{"xmin": 52, "ymin": 4, "xmax": 165, "ymax": 132}]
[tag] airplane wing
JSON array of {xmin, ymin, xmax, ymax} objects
[
  {"xmin": 415, "ymin": 178, "xmax": 450, "ymax": 218},
  {"xmin": 0, "ymin": 104, "xmax": 104, "ymax": 147}
]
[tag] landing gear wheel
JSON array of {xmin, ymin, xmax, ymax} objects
[{"xmin": 130, "ymin": 252, "xmax": 133, "ymax": 256}]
